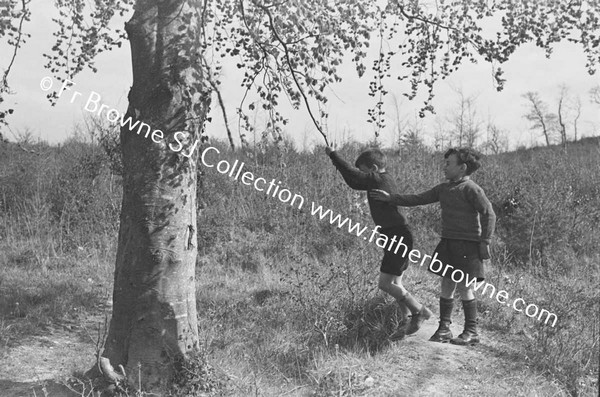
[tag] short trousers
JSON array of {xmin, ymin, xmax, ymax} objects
[
  {"xmin": 429, "ymin": 238, "xmax": 485, "ymax": 282},
  {"xmin": 379, "ymin": 224, "xmax": 414, "ymax": 277}
]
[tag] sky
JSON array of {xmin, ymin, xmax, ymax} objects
[{"xmin": 1, "ymin": 2, "xmax": 598, "ymax": 151}]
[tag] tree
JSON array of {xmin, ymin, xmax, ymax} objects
[
  {"xmin": 92, "ymin": 2, "xmax": 208, "ymax": 391},
  {"xmin": 557, "ymin": 85, "xmax": 569, "ymax": 148},
  {"xmin": 522, "ymin": 91, "xmax": 556, "ymax": 147},
  {"xmin": 433, "ymin": 117, "xmax": 451, "ymax": 151},
  {"xmin": 390, "ymin": 93, "xmax": 425, "ymax": 153},
  {"xmin": 2, "ymin": 0, "xmax": 600, "ymax": 393},
  {"xmin": 553, "ymin": 84, "xmax": 586, "ymax": 147},
  {"xmin": 398, "ymin": 113, "xmax": 426, "ymax": 154},
  {"xmin": 390, "ymin": 93, "xmax": 408, "ymax": 147},
  {"xmin": 447, "ymin": 88, "xmax": 481, "ymax": 148},
  {"xmin": 532, "ymin": 85, "xmax": 584, "ymax": 148},
  {"xmin": 572, "ymin": 95, "xmax": 582, "ymax": 141},
  {"xmin": 484, "ymin": 121, "xmax": 509, "ymax": 155}
]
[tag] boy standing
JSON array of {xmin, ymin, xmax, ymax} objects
[
  {"xmin": 370, "ymin": 148, "xmax": 496, "ymax": 345},
  {"xmin": 326, "ymin": 146, "xmax": 432, "ymax": 340}
]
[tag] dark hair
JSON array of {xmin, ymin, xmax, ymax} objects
[
  {"xmin": 355, "ymin": 149, "xmax": 386, "ymax": 169},
  {"xmin": 444, "ymin": 147, "xmax": 482, "ymax": 175}
]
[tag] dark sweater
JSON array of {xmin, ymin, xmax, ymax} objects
[
  {"xmin": 328, "ymin": 151, "xmax": 408, "ymax": 228},
  {"xmin": 389, "ymin": 176, "xmax": 496, "ymax": 243}
]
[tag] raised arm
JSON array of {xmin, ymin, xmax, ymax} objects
[{"xmin": 327, "ymin": 150, "xmax": 370, "ymax": 190}]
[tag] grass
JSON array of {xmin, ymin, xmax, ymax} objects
[
  {"xmin": 0, "ymin": 239, "xmax": 114, "ymax": 349},
  {"xmin": 0, "ymin": 135, "xmax": 598, "ymax": 395}
]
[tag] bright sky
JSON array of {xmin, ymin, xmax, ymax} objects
[{"xmin": 1, "ymin": 2, "xmax": 598, "ymax": 151}]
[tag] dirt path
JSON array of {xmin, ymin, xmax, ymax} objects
[
  {"xmin": 0, "ymin": 312, "xmax": 105, "ymax": 397},
  {"xmin": 341, "ymin": 319, "xmax": 567, "ymax": 396},
  {"xmin": 0, "ymin": 315, "xmax": 568, "ymax": 396},
  {"xmin": 0, "ymin": 330, "xmax": 95, "ymax": 396}
]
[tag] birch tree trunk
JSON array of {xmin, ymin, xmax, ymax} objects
[{"xmin": 94, "ymin": 0, "xmax": 210, "ymax": 391}]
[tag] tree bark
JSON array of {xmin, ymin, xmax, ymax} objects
[{"xmin": 95, "ymin": 0, "xmax": 210, "ymax": 391}]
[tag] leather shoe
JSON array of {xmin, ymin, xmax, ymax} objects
[
  {"xmin": 429, "ymin": 327, "xmax": 453, "ymax": 343},
  {"xmin": 449, "ymin": 331, "xmax": 480, "ymax": 345}
]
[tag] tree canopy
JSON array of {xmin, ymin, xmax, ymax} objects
[{"xmin": 1, "ymin": 0, "xmax": 599, "ymax": 141}]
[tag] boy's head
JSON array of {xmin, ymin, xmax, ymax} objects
[
  {"xmin": 443, "ymin": 147, "xmax": 482, "ymax": 180},
  {"xmin": 355, "ymin": 149, "xmax": 386, "ymax": 172}
]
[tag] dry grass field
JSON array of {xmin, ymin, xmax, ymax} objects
[{"xmin": 0, "ymin": 135, "xmax": 598, "ymax": 396}]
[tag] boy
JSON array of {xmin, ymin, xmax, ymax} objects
[
  {"xmin": 326, "ymin": 146, "xmax": 432, "ymax": 340},
  {"xmin": 370, "ymin": 148, "xmax": 495, "ymax": 345}
]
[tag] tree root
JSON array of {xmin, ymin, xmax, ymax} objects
[
  {"xmin": 98, "ymin": 357, "xmax": 127, "ymax": 384},
  {"xmin": 83, "ymin": 356, "xmax": 128, "ymax": 396}
]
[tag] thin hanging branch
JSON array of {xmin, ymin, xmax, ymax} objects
[
  {"xmin": 202, "ymin": 59, "xmax": 235, "ymax": 150},
  {"xmin": 1, "ymin": 0, "xmax": 30, "ymax": 91},
  {"xmin": 258, "ymin": 2, "xmax": 330, "ymax": 147},
  {"xmin": 208, "ymin": 77, "xmax": 236, "ymax": 150}
]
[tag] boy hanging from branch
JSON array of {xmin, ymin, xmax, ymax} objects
[{"xmin": 326, "ymin": 145, "xmax": 433, "ymax": 340}]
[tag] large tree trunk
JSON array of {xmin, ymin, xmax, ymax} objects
[{"xmin": 95, "ymin": 0, "xmax": 210, "ymax": 391}]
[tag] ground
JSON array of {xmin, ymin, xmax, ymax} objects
[
  {"xmin": 0, "ymin": 309, "xmax": 569, "ymax": 397},
  {"xmin": 321, "ymin": 320, "xmax": 566, "ymax": 396},
  {"xmin": 0, "ymin": 316, "xmax": 98, "ymax": 396}
]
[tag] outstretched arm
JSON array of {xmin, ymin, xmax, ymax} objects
[
  {"xmin": 326, "ymin": 149, "xmax": 370, "ymax": 190},
  {"xmin": 370, "ymin": 186, "xmax": 440, "ymax": 206}
]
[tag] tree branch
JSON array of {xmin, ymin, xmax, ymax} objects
[
  {"xmin": 258, "ymin": 1, "xmax": 329, "ymax": 146},
  {"xmin": 393, "ymin": 0, "xmax": 482, "ymax": 52},
  {"xmin": 1, "ymin": 0, "xmax": 30, "ymax": 92},
  {"xmin": 204, "ymin": 60, "xmax": 236, "ymax": 151}
]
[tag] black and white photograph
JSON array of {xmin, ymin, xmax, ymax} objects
[{"xmin": 0, "ymin": 1, "xmax": 599, "ymax": 396}]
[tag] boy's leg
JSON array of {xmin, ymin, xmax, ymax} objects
[
  {"xmin": 440, "ymin": 276, "xmax": 457, "ymax": 299},
  {"xmin": 378, "ymin": 272, "xmax": 421, "ymax": 314},
  {"xmin": 377, "ymin": 272, "xmax": 433, "ymax": 336},
  {"xmin": 430, "ymin": 277, "xmax": 456, "ymax": 342},
  {"xmin": 378, "ymin": 272, "xmax": 432, "ymax": 338},
  {"xmin": 450, "ymin": 282, "xmax": 479, "ymax": 345},
  {"xmin": 378, "ymin": 227, "xmax": 421, "ymax": 323},
  {"xmin": 398, "ymin": 300, "xmax": 412, "ymax": 323},
  {"xmin": 379, "ymin": 273, "xmax": 411, "ymax": 321},
  {"xmin": 378, "ymin": 272, "xmax": 410, "ymax": 341},
  {"xmin": 456, "ymin": 280, "xmax": 475, "ymax": 300}
]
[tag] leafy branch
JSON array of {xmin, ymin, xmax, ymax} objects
[{"xmin": 257, "ymin": 0, "xmax": 329, "ymax": 146}]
